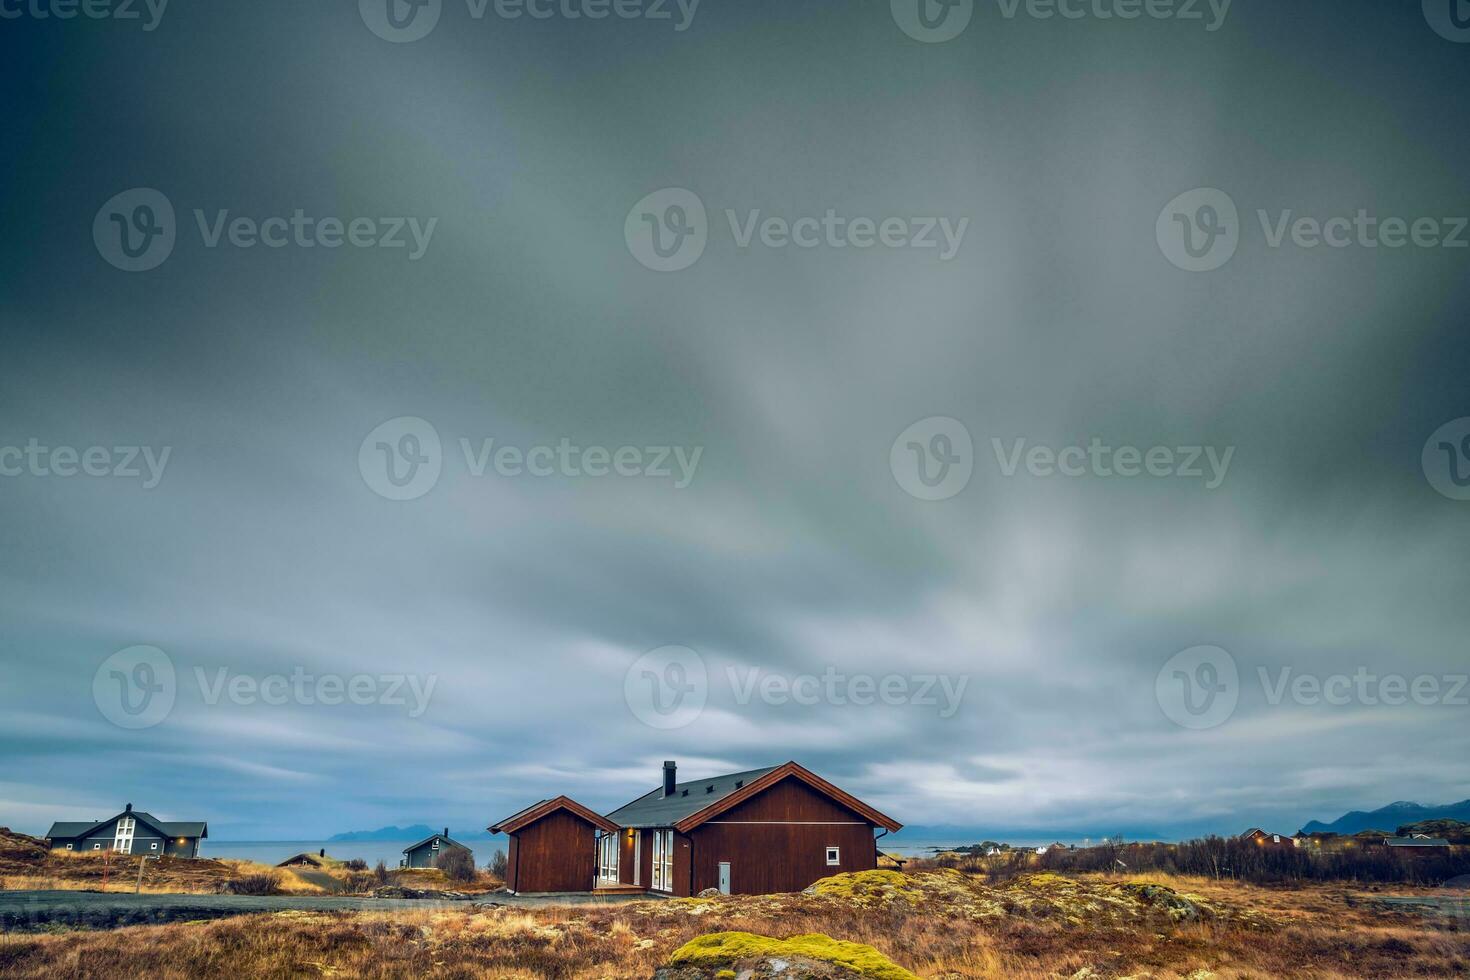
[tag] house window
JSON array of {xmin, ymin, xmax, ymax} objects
[
  {"xmin": 825, "ymin": 847, "xmax": 841, "ymax": 866},
  {"xmin": 93, "ymin": 843, "xmax": 102, "ymax": 850},
  {"xmin": 431, "ymin": 839, "xmax": 440, "ymax": 850},
  {"xmin": 652, "ymin": 830, "xmax": 674, "ymax": 892},
  {"xmin": 598, "ymin": 834, "xmax": 619, "ymax": 882},
  {"xmin": 65, "ymin": 844, "xmax": 73, "ymax": 850},
  {"xmin": 150, "ymin": 842, "xmax": 158, "ymax": 850},
  {"xmin": 113, "ymin": 816, "xmax": 136, "ymax": 854}
]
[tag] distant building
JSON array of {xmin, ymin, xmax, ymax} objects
[
  {"xmin": 402, "ymin": 828, "xmax": 473, "ymax": 869},
  {"xmin": 45, "ymin": 803, "xmax": 206, "ymax": 858},
  {"xmin": 1383, "ymin": 836, "xmax": 1451, "ymax": 848},
  {"xmin": 1241, "ymin": 828, "xmax": 1291, "ymax": 847}
]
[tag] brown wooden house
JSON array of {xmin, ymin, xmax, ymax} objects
[
  {"xmin": 490, "ymin": 796, "xmax": 619, "ymax": 894},
  {"xmin": 491, "ymin": 761, "xmax": 902, "ymax": 897}
]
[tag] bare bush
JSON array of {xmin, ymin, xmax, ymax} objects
[
  {"xmin": 434, "ymin": 847, "xmax": 475, "ymax": 883},
  {"xmin": 216, "ymin": 871, "xmax": 281, "ymax": 895}
]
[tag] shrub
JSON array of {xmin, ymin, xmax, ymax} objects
[
  {"xmin": 217, "ymin": 871, "xmax": 281, "ymax": 895},
  {"xmin": 435, "ymin": 847, "xmax": 475, "ymax": 883},
  {"xmin": 489, "ymin": 849, "xmax": 508, "ymax": 878},
  {"xmin": 373, "ymin": 860, "xmax": 390, "ymax": 886},
  {"xmin": 343, "ymin": 858, "xmax": 368, "ymax": 872}
]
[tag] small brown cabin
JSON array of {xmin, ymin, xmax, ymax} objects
[
  {"xmin": 491, "ymin": 761, "xmax": 902, "ymax": 898},
  {"xmin": 490, "ymin": 796, "xmax": 619, "ymax": 894}
]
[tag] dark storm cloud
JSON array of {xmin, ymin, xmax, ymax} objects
[{"xmin": 1, "ymin": 0, "xmax": 1467, "ymax": 840}]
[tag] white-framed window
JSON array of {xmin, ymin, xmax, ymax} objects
[
  {"xmin": 93, "ymin": 843, "xmax": 102, "ymax": 850},
  {"xmin": 150, "ymin": 842, "xmax": 159, "ymax": 850},
  {"xmin": 598, "ymin": 834, "xmax": 619, "ymax": 882},
  {"xmin": 431, "ymin": 839, "xmax": 440, "ymax": 850},
  {"xmin": 113, "ymin": 816, "xmax": 136, "ymax": 854},
  {"xmin": 65, "ymin": 843, "xmax": 73, "ymax": 850},
  {"xmin": 825, "ymin": 846, "xmax": 841, "ymax": 866},
  {"xmin": 652, "ymin": 830, "xmax": 674, "ymax": 892}
]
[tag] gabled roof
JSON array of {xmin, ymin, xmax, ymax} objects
[
  {"xmin": 606, "ymin": 762, "xmax": 902, "ymax": 834},
  {"xmin": 46, "ymin": 809, "xmax": 207, "ymax": 841},
  {"xmin": 489, "ymin": 796, "xmax": 619, "ymax": 835},
  {"xmin": 606, "ymin": 766, "xmax": 779, "ymax": 829},
  {"xmin": 1384, "ymin": 836, "xmax": 1451, "ymax": 847},
  {"xmin": 403, "ymin": 832, "xmax": 472, "ymax": 855}
]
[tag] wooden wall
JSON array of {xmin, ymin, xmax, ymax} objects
[
  {"xmin": 684, "ymin": 776, "xmax": 879, "ymax": 896},
  {"xmin": 506, "ymin": 809, "xmax": 598, "ymax": 893}
]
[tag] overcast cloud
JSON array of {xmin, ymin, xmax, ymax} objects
[{"xmin": 1, "ymin": 0, "xmax": 1467, "ymax": 842}]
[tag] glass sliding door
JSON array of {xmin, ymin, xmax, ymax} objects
[{"xmin": 651, "ymin": 830, "xmax": 673, "ymax": 891}]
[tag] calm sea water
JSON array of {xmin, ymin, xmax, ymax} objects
[
  {"xmin": 203, "ymin": 837, "xmax": 1076, "ymax": 866},
  {"xmin": 202, "ymin": 840, "xmax": 507, "ymax": 867}
]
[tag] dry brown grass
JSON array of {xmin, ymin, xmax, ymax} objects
[
  {"xmin": 0, "ymin": 829, "xmax": 500, "ymax": 897},
  {"xmin": 1, "ymin": 870, "xmax": 1466, "ymax": 978}
]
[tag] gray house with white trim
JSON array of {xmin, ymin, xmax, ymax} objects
[
  {"xmin": 45, "ymin": 803, "xmax": 207, "ymax": 858},
  {"xmin": 402, "ymin": 828, "xmax": 472, "ymax": 869}
]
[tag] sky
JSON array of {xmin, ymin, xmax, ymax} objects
[{"xmin": 1, "ymin": 0, "xmax": 1468, "ymax": 843}]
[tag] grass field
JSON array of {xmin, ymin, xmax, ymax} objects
[
  {"xmin": 0, "ymin": 829, "xmax": 499, "ymax": 897},
  {"xmin": 2, "ymin": 868, "xmax": 1466, "ymax": 978}
]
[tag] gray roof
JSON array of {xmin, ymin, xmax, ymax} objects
[
  {"xmin": 46, "ymin": 810, "xmax": 206, "ymax": 841},
  {"xmin": 606, "ymin": 765, "xmax": 779, "ymax": 829},
  {"xmin": 1384, "ymin": 836, "xmax": 1450, "ymax": 846},
  {"xmin": 403, "ymin": 833, "xmax": 472, "ymax": 855}
]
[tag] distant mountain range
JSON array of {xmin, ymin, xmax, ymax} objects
[
  {"xmin": 328, "ymin": 825, "xmax": 501, "ymax": 842},
  {"xmin": 1299, "ymin": 800, "xmax": 1470, "ymax": 836}
]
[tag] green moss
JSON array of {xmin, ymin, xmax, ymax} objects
[
  {"xmin": 807, "ymin": 870, "xmax": 919, "ymax": 905},
  {"xmin": 669, "ymin": 931, "xmax": 919, "ymax": 980},
  {"xmin": 715, "ymin": 972, "xmax": 737, "ymax": 979}
]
